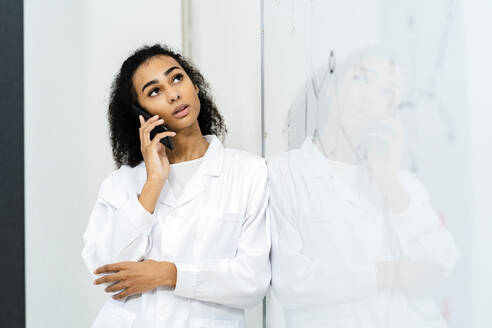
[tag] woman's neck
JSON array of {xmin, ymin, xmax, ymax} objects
[{"xmin": 166, "ymin": 122, "xmax": 209, "ymax": 164}]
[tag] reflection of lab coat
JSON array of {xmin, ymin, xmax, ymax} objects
[
  {"xmin": 268, "ymin": 136, "xmax": 458, "ymax": 328},
  {"xmin": 81, "ymin": 135, "xmax": 270, "ymax": 328}
]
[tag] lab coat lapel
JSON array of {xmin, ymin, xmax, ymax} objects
[
  {"xmin": 164, "ymin": 134, "xmax": 223, "ymax": 210},
  {"xmin": 172, "ymin": 170, "xmax": 205, "ymax": 209}
]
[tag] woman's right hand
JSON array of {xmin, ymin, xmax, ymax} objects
[{"xmin": 139, "ymin": 114, "xmax": 176, "ymax": 183}]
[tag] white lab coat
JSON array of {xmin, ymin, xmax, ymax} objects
[
  {"xmin": 268, "ymin": 136, "xmax": 459, "ymax": 328},
  {"xmin": 82, "ymin": 134, "xmax": 271, "ymax": 328}
]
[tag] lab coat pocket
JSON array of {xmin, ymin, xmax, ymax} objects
[
  {"xmin": 190, "ymin": 318, "xmax": 239, "ymax": 328},
  {"xmin": 91, "ymin": 300, "xmax": 136, "ymax": 328},
  {"xmin": 193, "ymin": 210, "xmax": 243, "ymax": 259}
]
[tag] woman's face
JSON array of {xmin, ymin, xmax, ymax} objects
[{"xmin": 132, "ymin": 55, "xmax": 200, "ymax": 131}]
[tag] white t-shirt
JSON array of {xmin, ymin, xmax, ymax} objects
[{"xmin": 167, "ymin": 157, "xmax": 204, "ymax": 199}]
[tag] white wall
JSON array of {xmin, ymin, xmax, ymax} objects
[
  {"xmin": 24, "ymin": 1, "xmax": 181, "ymax": 326},
  {"xmin": 187, "ymin": 0, "xmax": 263, "ymax": 156},
  {"xmin": 24, "ymin": 1, "xmax": 89, "ymax": 326},
  {"xmin": 464, "ymin": 2, "xmax": 492, "ymax": 327}
]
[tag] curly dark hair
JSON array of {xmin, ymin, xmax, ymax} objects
[{"xmin": 108, "ymin": 44, "xmax": 227, "ymax": 168}]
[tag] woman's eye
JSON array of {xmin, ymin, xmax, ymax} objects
[
  {"xmin": 173, "ymin": 73, "xmax": 183, "ymax": 83},
  {"xmin": 148, "ymin": 88, "xmax": 159, "ymax": 97}
]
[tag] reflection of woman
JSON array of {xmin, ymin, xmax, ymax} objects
[
  {"xmin": 268, "ymin": 53, "xmax": 458, "ymax": 328},
  {"xmin": 81, "ymin": 44, "xmax": 270, "ymax": 328}
]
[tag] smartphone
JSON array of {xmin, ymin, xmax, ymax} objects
[{"xmin": 132, "ymin": 104, "xmax": 174, "ymax": 151}]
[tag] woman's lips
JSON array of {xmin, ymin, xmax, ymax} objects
[{"xmin": 173, "ymin": 105, "xmax": 189, "ymax": 118}]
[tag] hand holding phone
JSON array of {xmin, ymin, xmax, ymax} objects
[
  {"xmin": 132, "ymin": 104, "xmax": 174, "ymax": 151},
  {"xmin": 137, "ymin": 114, "xmax": 176, "ymax": 213},
  {"xmin": 137, "ymin": 111, "xmax": 176, "ymax": 184}
]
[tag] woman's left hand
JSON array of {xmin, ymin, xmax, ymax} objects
[{"xmin": 93, "ymin": 260, "xmax": 177, "ymax": 300}]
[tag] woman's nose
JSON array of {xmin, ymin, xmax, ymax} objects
[{"xmin": 166, "ymin": 88, "xmax": 180, "ymax": 103}]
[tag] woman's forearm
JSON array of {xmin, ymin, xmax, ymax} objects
[{"xmin": 138, "ymin": 178, "xmax": 165, "ymax": 214}]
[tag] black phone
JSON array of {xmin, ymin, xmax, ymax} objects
[{"xmin": 132, "ymin": 104, "xmax": 174, "ymax": 151}]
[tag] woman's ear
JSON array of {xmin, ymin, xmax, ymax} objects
[{"xmin": 195, "ymin": 85, "xmax": 200, "ymax": 94}]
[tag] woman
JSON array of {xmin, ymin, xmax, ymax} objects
[{"xmin": 81, "ymin": 44, "xmax": 270, "ymax": 328}]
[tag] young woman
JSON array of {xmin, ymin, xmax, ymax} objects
[{"xmin": 81, "ymin": 44, "xmax": 270, "ymax": 328}]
